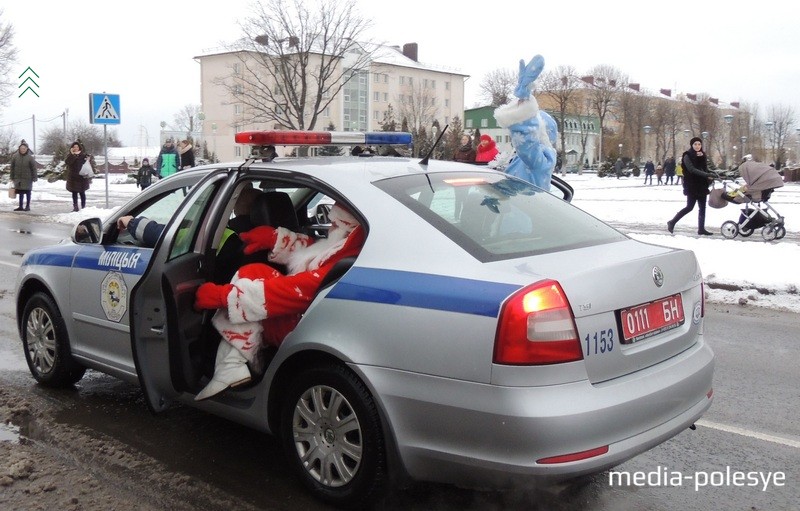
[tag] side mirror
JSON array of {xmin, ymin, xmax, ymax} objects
[{"xmin": 72, "ymin": 217, "xmax": 103, "ymax": 244}]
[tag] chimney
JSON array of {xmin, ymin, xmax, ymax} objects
[
  {"xmin": 709, "ymin": 97, "xmax": 719, "ymax": 105},
  {"xmin": 730, "ymin": 101, "xmax": 740, "ymax": 108},
  {"xmin": 660, "ymin": 88, "xmax": 672, "ymax": 97},
  {"xmin": 687, "ymin": 93, "xmax": 697, "ymax": 101},
  {"xmin": 580, "ymin": 76, "xmax": 594, "ymax": 85},
  {"xmin": 628, "ymin": 83, "xmax": 640, "ymax": 91},
  {"xmin": 402, "ymin": 42, "xmax": 418, "ymax": 62}
]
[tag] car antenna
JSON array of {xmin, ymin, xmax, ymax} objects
[{"xmin": 419, "ymin": 124, "xmax": 449, "ymax": 166}]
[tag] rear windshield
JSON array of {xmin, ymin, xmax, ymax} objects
[{"xmin": 375, "ymin": 172, "xmax": 626, "ymax": 262}]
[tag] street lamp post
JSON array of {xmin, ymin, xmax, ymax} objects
[
  {"xmin": 211, "ymin": 122, "xmax": 217, "ymax": 162},
  {"xmin": 795, "ymin": 127, "xmax": 800, "ymax": 166},
  {"xmin": 701, "ymin": 131, "xmax": 710, "ymax": 162},
  {"xmin": 723, "ymin": 114, "xmax": 734, "ymax": 169},
  {"xmin": 740, "ymin": 135, "xmax": 747, "ymax": 160},
  {"xmin": 643, "ymin": 125, "xmax": 652, "ymax": 164},
  {"xmin": 618, "ymin": 143, "xmax": 623, "ymax": 160}
]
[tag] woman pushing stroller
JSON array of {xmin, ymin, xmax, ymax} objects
[{"xmin": 667, "ymin": 137, "xmax": 718, "ymax": 235}]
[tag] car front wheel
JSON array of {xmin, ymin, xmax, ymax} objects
[
  {"xmin": 21, "ymin": 292, "xmax": 86, "ymax": 387},
  {"xmin": 280, "ymin": 364, "xmax": 386, "ymax": 508}
]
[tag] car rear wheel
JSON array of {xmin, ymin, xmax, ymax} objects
[
  {"xmin": 21, "ymin": 292, "xmax": 86, "ymax": 387},
  {"xmin": 280, "ymin": 364, "xmax": 386, "ymax": 508}
]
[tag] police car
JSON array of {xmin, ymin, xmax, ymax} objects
[{"xmin": 16, "ymin": 131, "xmax": 714, "ymax": 507}]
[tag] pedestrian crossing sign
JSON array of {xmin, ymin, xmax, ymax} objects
[{"xmin": 89, "ymin": 93, "xmax": 121, "ymax": 125}]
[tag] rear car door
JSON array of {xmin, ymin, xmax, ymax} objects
[{"xmin": 130, "ymin": 170, "xmax": 233, "ymax": 411}]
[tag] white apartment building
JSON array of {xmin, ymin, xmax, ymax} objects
[{"xmin": 194, "ymin": 42, "xmax": 468, "ymax": 162}]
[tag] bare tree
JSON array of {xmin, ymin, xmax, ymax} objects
[
  {"xmin": 478, "ymin": 68, "xmax": 515, "ymax": 107},
  {"xmin": 0, "ymin": 126, "xmax": 19, "ymax": 163},
  {"xmin": 173, "ymin": 104, "xmax": 202, "ymax": 139},
  {"xmin": 540, "ymin": 66, "xmax": 581, "ymax": 167},
  {"xmin": 0, "ymin": 10, "xmax": 17, "ymax": 107},
  {"xmin": 378, "ymin": 103, "xmax": 398, "ymax": 132},
  {"xmin": 583, "ymin": 65, "xmax": 627, "ymax": 161},
  {"xmin": 765, "ymin": 104, "xmax": 795, "ymax": 168},
  {"xmin": 397, "ymin": 81, "xmax": 438, "ymax": 156},
  {"xmin": 216, "ymin": 0, "xmax": 375, "ymax": 132}
]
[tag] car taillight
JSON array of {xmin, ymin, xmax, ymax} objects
[{"xmin": 494, "ymin": 280, "xmax": 583, "ymax": 365}]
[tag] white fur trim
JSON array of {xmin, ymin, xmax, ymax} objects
[
  {"xmin": 494, "ymin": 98, "xmax": 540, "ymax": 128},
  {"xmin": 227, "ymin": 278, "xmax": 268, "ymax": 323},
  {"xmin": 268, "ymin": 227, "xmax": 311, "ymax": 267}
]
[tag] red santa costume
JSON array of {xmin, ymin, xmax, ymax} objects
[{"xmin": 193, "ymin": 203, "xmax": 364, "ymax": 400}]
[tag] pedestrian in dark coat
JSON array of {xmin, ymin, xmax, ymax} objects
[
  {"xmin": 453, "ymin": 135, "xmax": 476, "ymax": 162},
  {"xmin": 663, "ymin": 156, "xmax": 676, "ymax": 185},
  {"xmin": 10, "ymin": 140, "xmax": 37, "ymax": 211},
  {"xmin": 64, "ymin": 141, "xmax": 94, "ymax": 211},
  {"xmin": 179, "ymin": 139, "xmax": 196, "ymax": 169},
  {"xmin": 667, "ymin": 137, "xmax": 717, "ymax": 235},
  {"xmin": 644, "ymin": 159, "xmax": 655, "ymax": 185},
  {"xmin": 136, "ymin": 158, "xmax": 157, "ymax": 190}
]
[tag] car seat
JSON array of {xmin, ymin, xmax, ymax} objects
[{"xmin": 250, "ymin": 191, "xmax": 300, "ymax": 232}]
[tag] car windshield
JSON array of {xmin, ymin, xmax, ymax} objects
[{"xmin": 375, "ymin": 171, "xmax": 626, "ymax": 262}]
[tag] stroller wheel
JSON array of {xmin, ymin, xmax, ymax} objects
[
  {"xmin": 739, "ymin": 225, "xmax": 754, "ymax": 237},
  {"xmin": 775, "ymin": 226, "xmax": 786, "ymax": 240},
  {"xmin": 721, "ymin": 221, "xmax": 739, "ymax": 239},
  {"xmin": 761, "ymin": 226, "xmax": 777, "ymax": 242}
]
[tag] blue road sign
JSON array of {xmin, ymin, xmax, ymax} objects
[{"xmin": 90, "ymin": 93, "xmax": 121, "ymax": 125}]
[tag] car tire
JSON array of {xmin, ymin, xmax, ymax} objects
[
  {"xmin": 21, "ymin": 292, "xmax": 86, "ymax": 387},
  {"xmin": 280, "ymin": 363, "xmax": 386, "ymax": 508}
]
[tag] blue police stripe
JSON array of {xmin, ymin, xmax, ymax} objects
[
  {"xmin": 327, "ymin": 267, "xmax": 521, "ymax": 317},
  {"xmin": 24, "ymin": 245, "xmax": 151, "ymax": 276}
]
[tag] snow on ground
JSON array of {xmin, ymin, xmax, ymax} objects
[{"xmin": 3, "ymin": 171, "xmax": 800, "ymax": 312}]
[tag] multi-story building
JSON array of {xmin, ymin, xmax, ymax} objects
[{"xmin": 194, "ymin": 42, "xmax": 468, "ymax": 161}]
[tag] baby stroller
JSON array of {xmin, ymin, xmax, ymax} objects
[{"xmin": 708, "ymin": 160, "xmax": 785, "ymax": 241}]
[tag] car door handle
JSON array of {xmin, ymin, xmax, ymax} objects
[{"xmin": 150, "ymin": 326, "xmax": 164, "ymax": 335}]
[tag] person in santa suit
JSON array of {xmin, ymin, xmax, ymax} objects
[{"xmin": 193, "ymin": 203, "xmax": 365, "ymax": 400}]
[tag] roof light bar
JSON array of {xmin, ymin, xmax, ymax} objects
[{"xmin": 235, "ymin": 130, "xmax": 412, "ymax": 146}]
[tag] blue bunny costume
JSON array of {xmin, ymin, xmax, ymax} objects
[{"xmin": 493, "ymin": 55, "xmax": 558, "ymax": 191}]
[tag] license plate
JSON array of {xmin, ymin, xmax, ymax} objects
[{"xmin": 620, "ymin": 294, "xmax": 685, "ymax": 344}]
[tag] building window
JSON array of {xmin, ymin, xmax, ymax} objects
[
  {"xmin": 445, "ymin": 99, "xmax": 449, "ymax": 107},
  {"xmin": 374, "ymin": 91, "xmax": 379, "ymax": 102},
  {"xmin": 424, "ymin": 79, "xmax": 429, "ymax": 88},
  {"xmin": 235, "ymin": 146, "xmax": 241, "ymax": 157},
  {"xmin": 408, "ymin": 77, "xmax": 413, "ymax": 85},
  {"xmin": 383, "ymin": 92, "xmax": 388, "ymax": 102},
  {"xmin": 233, "ymin": 63, "xmax": 240, "ymax": 75},
  {"xmin": 234, "ymin": 84, "xmax": 242, "ymax": 94},
  {"xmin": 344, "ymin": 94, "xmax": 350, "ymax": 102},
  {"xmin": 384, "ymin": 74, "xmax": 388, "ymax": 83},
  {"xmin": 480, "ymin": 118, "xmax": 488, "ymax": 128},
  {"xmin": 324, "ymin": 107, "xmax": 330, "ymax": 118},
  {"xmin": 400, "ymin": 76, "xmax": 405, "ymax": 85},
  {"xmin": 466, "ymin": 119, "xmax": 473, "ymax": 128},
  {"xmin": 431, "ymin": 80, "xmax": 436, "ymax": 89},
  {"xmin": 444, "ymin": 116, "xmax": 449, "ymax": 124},
  {"xmin": 373, "ymin": 110, "xmax": 379, "ymax": 120},
  {"xmin": 445, "ymin": 81, "xmax": 450, "ymax": 90},
  {"xmin": 234, "ymin": 104, "xmax": 242, "ymax": 114},
  {"xmin": 374, "ymin": 73, "xmax": 380, "ymax": 83}
]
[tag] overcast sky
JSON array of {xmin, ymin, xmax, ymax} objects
[{"xmin": 3, "ymin": 0, "xmax": 799, "ymax": 149}]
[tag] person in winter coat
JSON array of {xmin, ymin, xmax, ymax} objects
[
  {"xmin": 64, "ymin": 141, "xmax": 94, "ymax": 211},
  {"xmin": 475, "ymin": 134, "xmax": 499, "ymax": 163},
  {"xmin": 614, "ymin": 158, "xmax": 625, "ymax": 179},
  {"xmin": 136, "ymin": 158, "xmax": 158, "ymax": 190},
  {"xmin": 179, "ymin": 139, "xmax": 196, "ymax": 169},
  {"xmin": 655, "ymin": 163, "xmax": 664, "ymax": 185},
  {"xmin": 10, "ymin": 140, "xmax": 38, "ymax": 211},
  {"xmin": 643, "ymin": 159, "xmax": 655, "ymax": 185},
  {"xmin": 667, "ymin": 137, "xmax": 717, "ymax": 235},
  {"xmin": 453, "ymin": 135, "xmax": 476, "ymax": 162},
  {"xmin": 192, "ymin": 203, "xmax": 365, "ymax": 400},
  {"xmin": 155, "ymin": 137, "xmax": 180, "ymax": 178},
  {"xmin": 663, "ymin": 156, "xmax": 676, "ymax": 185}
]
